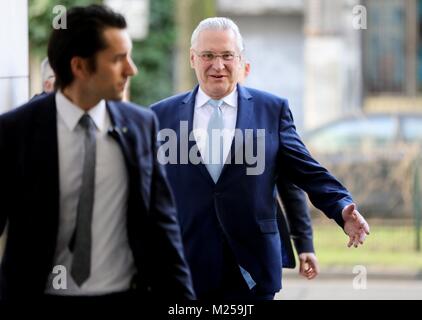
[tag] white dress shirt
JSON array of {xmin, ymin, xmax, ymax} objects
[
  {"xmin": 193, "ymin": 87, "xmax": 238, "ymax": 165},
  {"xmin": 45, "ymin": 91, "xmax": 136, "ymax": 295}
]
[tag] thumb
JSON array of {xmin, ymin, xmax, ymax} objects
[
  {"xmin": 342, "ymin": 203, "xmax": 356, "ymax": 220},
  {"xmin": 298, "ymin": 255, "xmax": 308, "ymax": 275}
]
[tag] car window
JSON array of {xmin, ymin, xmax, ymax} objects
[
  {"xmin": 401, "ymin": 117, "xmax": 422, "ymax": 142},
  {"xmin": 306, "ymin": 117, "xmax": 396, "ymax": 153}
]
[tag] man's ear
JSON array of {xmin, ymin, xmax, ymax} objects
[
  {"xmin": 43, "ymin": 80, "xmax": 53, "ymax": 93},
  {"xmin": 70, "ymin": 56, "xmax": 90, "ymax": 81},
  {"xmin": 244, "ymin": 62, "xmax": 251, "ymax": 77},
  {"xmin": 189, "ymin": 49, "xmax": 195, "ymax": 69}
]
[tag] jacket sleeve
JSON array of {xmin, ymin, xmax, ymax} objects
[
  {"xmin": 277, "ymin": 179, "xmax": 314, "ymax": 254},
  {"xmin": 277, "ymin": 99, "xmax": 351, "ymax": 229}
]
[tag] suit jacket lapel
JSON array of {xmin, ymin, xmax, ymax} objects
[
  {"xmin": 181, "ymin": 86, "xmax": 215, "ymax": 185},
  {"xmin": 106, "ymin": 101, "xmax": 137, "ymax": 168},
  {"xmin": 106, "ymin": 102, "xmax": 150, "ymax": 211},
  {"xmin": 224, "ymin": 85, "xmax": 254, "ymax": 171}
]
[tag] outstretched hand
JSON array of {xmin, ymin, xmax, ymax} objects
[{"xmin": 342, "ymin": 203, "xmax": 370, "ymax": 248}]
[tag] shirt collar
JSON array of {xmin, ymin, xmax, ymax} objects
[
  {"xmin": 56, "ymin": 90, "xmax": 107, "ymax": 132},
  {"xmin": 195, "ymin": 86, "xmax": 238, "ymax": 109}
]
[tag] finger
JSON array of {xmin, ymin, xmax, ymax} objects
[
  {"xmin": 300, "ymin": 270, "xmax": 310, "ymax": 278},
  {"xmin": 358, "ymin": 230, "xmax": 367, "ymax": 244},
  {"xmin": 306, "ymin": 268, "xmax": 317, "ymax": 279},
  {"xmin": 347, "ymin": 235, "xmax": 354, "ymax": 247},
  {"xmin": 307, "ymin": 260, "xmax": 316, "ymax": 271},
  {"xmin": 299, "ymin": 261, "xmax": 308, "ymax": 276},
  {"xmin": 355, "ymin": 212, "xmax": 370, "ymax": 235},
  {"xmin": 363, "ymin": 221, "xmax": 370, "ymax": 235},
  {"xmin": 307, "ymin": 271, "xmax": 317, "ymax": 280},
  {"xmin": 311, "ymin": 261, "xmax": 320, "ymax": 275},
  {"xmin": 353, "ymin": 234, "xmax": 360, "ymax": 247}
]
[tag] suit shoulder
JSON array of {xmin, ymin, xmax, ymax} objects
[
  {"xmin": 111, "ymin": 100, "xmax": 154, "ymax": 119},
  {"xmin": 244, "ymin": 87, "xmax": 288, "ymax": 106},
  {"xmin": 0, "ymin": 93, "xmax": 54, "ymax": 124},
  {"xmin": 150, "ymin": 91, "xmax": 191, "ymax": 112}
]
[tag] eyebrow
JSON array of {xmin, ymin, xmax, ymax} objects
[{"xmin": 114, "ymin": 53, "xmax": 128, "ymax": 58}]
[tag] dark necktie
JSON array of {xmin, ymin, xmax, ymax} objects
[{"xmin": 69, "ymin": 113, "xmax": 96, "ymax": 286}]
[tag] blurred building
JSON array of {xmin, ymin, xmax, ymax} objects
[
  {"xmin": 218, "ymin": 0, "xmax": 307, "ymax": 131},
  {"xmin": 213, "ymin": 0, "xmax": 422, "ymax": 132},
  {"xmin": 303, "ymin": 0, "xmax": 362, "ymax": 130},
  {"xmin": 0, "ymin": 0, "xmax": 29, "ymax": 114},
  {"xmin": 362, "ymin": 0, "xmax": 422, "ymax": 114}
]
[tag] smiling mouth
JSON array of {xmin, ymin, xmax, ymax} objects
[{"xmin": 210, "ymin": 75, "xmax": 225, "ymax": 79}]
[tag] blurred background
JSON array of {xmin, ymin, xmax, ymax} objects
[{"xmin": 1, "ymin": 0, "xmax": 422, "ymax": 299}]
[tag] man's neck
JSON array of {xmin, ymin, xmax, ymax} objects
[{"xmin": 62, "ymin": 85, "xmax": 100, "ymax": 111}]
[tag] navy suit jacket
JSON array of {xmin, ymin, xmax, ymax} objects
[
  {"xmin": 151, "ymin": 85, "xmax": 352, "ymax": 295},
  {"xmin": 277, "ymin": 180, "xmax": 314, "ymax": 269},
  {"xmin": 0, "ymin": 93, "xmax": 195, "ymax": 301}
]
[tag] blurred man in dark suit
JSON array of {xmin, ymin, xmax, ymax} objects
[{"xmin": 0, "ymin": 4, "xmax": 194, "ymax": 302}]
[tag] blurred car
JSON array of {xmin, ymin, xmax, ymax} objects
[{"xmin": 303, "ymin": 113, "xmax": 422, "ymax": 218}]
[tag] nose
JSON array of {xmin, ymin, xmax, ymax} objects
[
  {"xmin": 125, "ymin": 57, "xmax": 138, "ymax": 76},
  {"xmin": 211, "ymin": 56, "xmax": 225, "ymax": 71}
]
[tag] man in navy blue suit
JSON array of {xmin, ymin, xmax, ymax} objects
[
  {"xmin": 240, "ymin": 60, "xmax": 320, "ymax": 280},
  {"xmin": 151, "ymin": 17, "xmax": 370, "ymax": 300},
  {"xmin": 0, "ymin": 5, "xmax": 194, "ymax": 302}
]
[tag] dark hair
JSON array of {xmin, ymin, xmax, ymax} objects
[{"xmin": 47, "ymin": 4, "xmax": 126, "ymax": 89}]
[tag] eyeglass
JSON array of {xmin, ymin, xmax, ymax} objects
[{"xmin": 194, "ymin": 51, "xmax": 240, "ymax": 62}]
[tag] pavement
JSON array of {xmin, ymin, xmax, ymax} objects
[{"xmin": 275, "ymin": 268, "xmax": 422, "ymax": 300}]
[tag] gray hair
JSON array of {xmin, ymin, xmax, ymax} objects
[
  {"xmin": 40, "ymin": 57, "xmax": 54, "ymax": 83},
  {"xmin": 190, "ymin": 17, "xmax": 244, "ymax": 53}
]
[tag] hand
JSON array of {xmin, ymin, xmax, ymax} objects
[
  {"xmin": 342, "ymin": 203, "xmax": 370, "ymax": 248},
  {"xmin": 298, "ymin": 252, "xmax": 320, "ymax": 280}
]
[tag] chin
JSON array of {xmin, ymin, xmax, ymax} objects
[{"xmin": 212, "ymin": 88, "xmax": 230, "ymax": 97}]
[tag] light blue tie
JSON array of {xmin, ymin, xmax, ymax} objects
[{"xmin": 206, "ymin": 99, "xmax": 224, "ymax": 183}]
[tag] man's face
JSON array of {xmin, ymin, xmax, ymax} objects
[
  {"xmin": 86, "ymin": 27, "xmax": 137, "ymax": 101},
  {"xmin": 190, "ymin": 29, "xmax": 242, "ymax": 99},
  {"xmin": 43, "ymin": 71, "xmax": 55, "ymax": 93}
]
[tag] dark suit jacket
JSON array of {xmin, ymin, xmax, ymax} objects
[
  {"xmin": 0, "ymin": 93, "xmax": 195, "ymax": 301},
  {"xmin": 151, "ymin": 85, "xmax": 352, "ymax": 296},
  {"xmin": 277, "ymin": 180, "xmax": 314, "ymax": 269}
]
